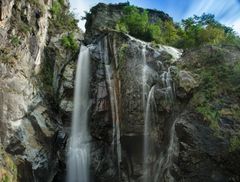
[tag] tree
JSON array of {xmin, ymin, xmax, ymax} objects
[
  {"xmin": 162, "ymin": 21, "xmax": 180, "ymax": 45},
  {"xmin": 121, "ymin": 6, "xmax": 149, "ymax": 39},
  {"xmin": 198, "ymin": 25, "xmax": 225, "ymax": 45}
]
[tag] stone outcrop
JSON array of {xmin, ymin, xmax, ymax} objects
[
  {"xmin": 84, "ymin": 3, "xmax": 172, "ymax": 44},
  {"xmin": 0, "ymin": 0, "xmax": 81, "ymax": 181}
]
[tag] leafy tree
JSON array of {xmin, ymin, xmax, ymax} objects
[
  {"xmin": 180, "ymin": 14, "xmax": 240, "ymax": 48},
  {"xmin": 162, "ymin": 21, "xmax": 180, "ymax": 45},
  {"xmin": 121, "ymin": 6, "xmax": 149, "ymax": 39},
  {"xmin": 198, "ymin": 25, "xmax": 225, "ymax": 45},
  {"xmin": 115, "ymin": 6, "xmax": 240, "ymax": 48},
  {"xmin": 145, "ymin": 23, "xmax": 162, "ymax": 43}
]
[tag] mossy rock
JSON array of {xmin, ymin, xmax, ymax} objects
[
  {"xmin": 178, "ymin": 70, "xmax": 199, "ymax": 92},
  {"xmin": 0, "ymin": 147, "xmax": 17, "ymax": 182}
]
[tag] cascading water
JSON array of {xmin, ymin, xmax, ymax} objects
[
  {"xmin": 67, "ymin": 46, "xmax": 91, "ymax": 182},
  {"xmin": 154, "ymin": 120, "xmax": 177, "ymax": 182},
  {"xmin": 141, "ymin": 44, "xmax": 154, "ymax": 182},
  {"xmin": 100, "ymin": 38, "xmax": 122, "ymax": 176},
  {"xmin": 142, "ymin": 45, "xmax": 148, "ymax": 107},
  {"xmin": 142, "ymin": 46, "xmax": 177, "ymax": 181},
  {"xmin": 154, "ymin": 68, "xmax": 176, "ymax": 182},
  {"xmin": 143, "ymin": 85, "xmax": 156, "ymax": 182}
]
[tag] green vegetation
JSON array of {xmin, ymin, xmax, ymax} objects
[
  {"xmin": 18, "ymin": 22, "xmax": 31, "ymax": 34},
  {"xmin": 116, "ymin": 6, "xmax": 240, "ymax": 48},
  {"xmin": 229, "ymin": 135, "xmax": 240, "ymax": 152},
  {"xmin": 0, "ymin": 146, "xmax": 17, "ymax": 182},
  {"xmin": 51, "ymin": 0, "xmax": 62, "ymax": 15},
  {"xmin": 60, "ymin": 33, "xmax": 78, "ymax": 52},
  {"xmin": 117, "ymin": 43, "xmax": 128, "ymax": 70},
  {"xmin": 116, "ymin": 6, "xmax": 168, "ymax": 44},
  {"xmin": 196, "ymin": 105, "xmax": 220, "ymax": 132},
  {"xmin": 10, "ymin": 36, "xmax": 20, "ymax": 47},
  {"xmin": 185, "ymin": 48, "xmax": 240, "ymax": 133},
  {"xmin": 50, "ymin": 0, "xmax": 79, "ymax": 32},
  {"xmin": 179, "ymin": 14, "xmax": 240, "ymax": 48}
]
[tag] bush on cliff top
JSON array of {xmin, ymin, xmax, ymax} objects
[
  {"xmin": 50, "ymin": 0, "xmax": 79, "ymax": 32},
  {"xmin": 116, "ymin": 6, "xmax": 240, "ymax": 48},
  {"xmin": 116, "ymin": 6, "xmax": 177, "ymax": 44}
]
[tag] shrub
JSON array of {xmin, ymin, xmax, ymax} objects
[
  {"xmin": 229, "ymin": 135, "xmax": 240, "ymax": 152},
  {"xmin": 49, "ymin": 0, "xmax": 78, "ymax": 32},
  {"xmin": 117, "ymin": 43, "xmax": 128, "ymax": 70},
  {"xmin": 60, "ymin": 33, "xmax": 79, "ymax": 52},
  {"xmin": 145, "ymin": 24, "xmax": 162, "ymax": 43},
  {"xmin": 122, "ymin": 6, "xmax": 148, "ymax": 39},
  {"xmin": 198, "ymin": 25, "xmax": 225, "ymax": 45},
  {"xmin": 51, "ymin": 1, "xmax": 62, "ymax": 15},
  {"xmin": 196, "ymin": 105, "xmax": 220, "ymax": 132},
  {"xmin": 10, "ymin": 35, "xmax": 20, "ymax": 47},
  {"xmin": 116, "ymin": 7, "xmax": 240, "ymax": 48}
]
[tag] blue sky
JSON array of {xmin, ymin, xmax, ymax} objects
[{"xmin": 69, "ymin": 0, "xmax": 240, "ymax": 34}]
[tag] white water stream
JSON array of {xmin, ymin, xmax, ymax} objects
[{"xmin": 67, "ymin": 46, "xmax": 91, "ymax": 182}]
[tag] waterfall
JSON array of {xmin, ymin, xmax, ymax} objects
[
  {"xmin": 142, "ymin": 45, "xmax": 148, "ymax": 108},
  {"xmin": 154, "ymin": 120, "xmax": 176, "ymax": 182},
  {"xmin": 143, "ymin": 85, "xmax": 156, "ymax": 182},
  {"xmin": 100, "ymin": 38, "xmax": 122, "ymax": 176},
  {"xmin": 154, "ymin": 68, "xmax": 176, "ymax": 182},
  {"xmin": 142, "ymin": 46, "xmax": 176, "ymax": 181},
  {"xmin": 105, "ymin": 64, "xmax": 122, "ymax": 171},
  {"xmin": 67, "ymin": 46, "xmax": 91, "ymax": 182},
  {"xmin": 142, "ymin": 45, "xmax": 154, "ymax": 182}
]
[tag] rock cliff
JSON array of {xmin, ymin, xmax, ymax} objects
[
  {"xmin": 0, "ymin": 0, "xmax": 81, "ymax": 181},
  {"xmin": 0, "ymin": 1, "xmax": 240, "ymax": 182},
  {"xmin": 83, "ymin": 3, "xmax": 240, "ymax": 182}
]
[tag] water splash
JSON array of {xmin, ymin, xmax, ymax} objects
[{"xmin": 67, "ymin": 46, "xmax": 91, "ymax": 182}]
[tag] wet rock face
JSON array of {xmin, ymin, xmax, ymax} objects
[
  {"xmin": 85, "ymin": 30, "xmax": 240, "ymax": 182},
  {"xmin": 88, "ymin": 31, "xmax": 183, "ymax": 181}
]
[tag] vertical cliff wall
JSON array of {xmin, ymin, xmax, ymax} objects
[{"xmin": 0, "ymin": 0, "xmax": 81, "ymax": 181}]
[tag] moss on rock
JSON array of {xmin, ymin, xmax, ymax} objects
[{"xmin": 0, "ymin": 147, "xmax": 17, "ymax": 182}]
